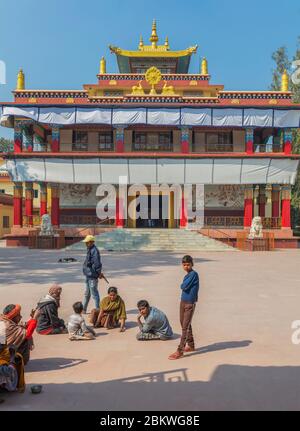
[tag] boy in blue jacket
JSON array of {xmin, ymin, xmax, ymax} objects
[{"xmin": 169, "ymin": 255, "xmax": 199, "ymax": 360}]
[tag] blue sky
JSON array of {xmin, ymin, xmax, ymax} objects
[{"xmin": 1, "ymin": 0, "xmax": 300, "ymax": 138}]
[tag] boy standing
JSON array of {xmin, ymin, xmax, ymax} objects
[{"xmin": 168, "ymin": 255, "xmax": 199, "ymax": 360}]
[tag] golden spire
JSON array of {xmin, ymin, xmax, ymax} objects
[
  {"xmin": 201, "ymin": 57, "xmax": 208, "ymax": 75},
  {"xmin": 139, "ymin": 35, "xmax": 144, "ymax": 50},
  {"xmin": 17, "ymin": 68, "xmax": 25, "ymax": 90},
  {"xmin": 281, "ymin": 69, "xmax": 289, "ymax": 92},
  {"xmin": 150, "ymin": 19, "xmax": 159, "ymax": 48},
  {"xmin": 100, "ymin": 56, "xmax": 106, "ymax": 74},
  {"xmin": 165, "ymin": 36, "xmax": 169, "ymax": 50}
]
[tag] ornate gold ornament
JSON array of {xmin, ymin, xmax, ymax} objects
[
  {"xmin": 145, "ymin": 66, "xmax": 162, "ymax": 95},
  {"xmin": 162, "ymin": 80, "xmax": 176, "ymax": 96},
  {"xmin": 131, "ymin": 80, "xmax": 145, "ymax": 96}
]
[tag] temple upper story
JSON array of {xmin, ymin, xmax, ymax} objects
[{"xmin": 109, "ymin": 20, "xmax": 198, "ymax": 74}]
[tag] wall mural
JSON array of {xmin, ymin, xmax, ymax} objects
[
  {"xmin": 60, "ymin": 184, "xmax": 244, "ymax": 209},
  {"xmin": 60, "ymin": 184, "xmax": 98, "ymax": 207},
  {"xmin": 205, "ymin": 185, "xmax": 244, "ymax": 209}
]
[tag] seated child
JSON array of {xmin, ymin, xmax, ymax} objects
[{"xmin": 68, "ymin": 302, "xmax": 96, "ymax": 341}]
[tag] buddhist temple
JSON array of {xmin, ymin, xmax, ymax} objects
[{"xmin": 0, "ymin": 21, "xmax": 300, "ymax": 247}]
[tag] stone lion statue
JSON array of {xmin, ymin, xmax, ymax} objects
[
  {"xmin": 248, "ymin": 216, "xmax": 263, "ymax": 240},
  {"xmin": 40, "ymin": 214, "xmax": 54, "ymax": 236}
]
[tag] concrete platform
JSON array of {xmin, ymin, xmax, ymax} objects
[{"xmin": 0, "ymin": 247, "xmax": 300, "ymax": 411}]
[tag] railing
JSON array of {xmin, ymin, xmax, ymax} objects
[
  {"xmin": 202, "ymin": 228, "xmax": 236, "ymax": 248},
  {"xmin": 204, "ymin": 216, "xmax": 282, "ymax": 229},
  {"xmin": 60, "ymin": 215, "xmax": 114, "ymax": 226},
  {"xmin": 204, "ymin": 216, "xmax": 244, "ymax": 228},
  {"xmin": 261, "ymin": 217, "xmax": 282, "ymax": 229}
]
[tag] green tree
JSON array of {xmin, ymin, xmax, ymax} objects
[{"xmin": 0, "ymin": 137, "xmax": 13, "ymax": 153}]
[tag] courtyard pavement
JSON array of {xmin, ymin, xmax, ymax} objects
[{"xmin": 0, "ymin": 246, "xmax": 300, "ymax": 411}]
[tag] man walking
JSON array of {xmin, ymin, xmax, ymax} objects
[{"xmin": 82, "ymin": 235, "xmax": 102, "ymax": 314}]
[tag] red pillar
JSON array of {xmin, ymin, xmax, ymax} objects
[
  {"xmin": 40, "ymin": 183, "xmax": 48, "ymax": 217},
  {"xmin": 272, "ymin": 186, "xmax": 280, "ymax": 219},
  {"xmin": 25, "ymin": 182, "xmax": 34, "ymax": 226},
  {"xmin": 180, "ymin": 191, "xmax": 187, "ymax": 228},
  {"xmin": 51, "ymin": 127, "xmax": 60, "ymax": 152},
  {"xmin": 51, "ymin": 184, "xmax": 60, "ymax": 227},
  {"xmin": 246, "ymin": 129, "xmax": 254, "ymax": 154},
  {"xmin": 14, "ymin": 123, "xmax": 23, "ymax": 153},
  {"xmin": 181, "ymin": 127, "xmax": 190, "ymax": 154},
  {"xmin": 283, "ymin": 129, "xmax": 292, "ymax": 155},
  {"xmin": 244, "ymin": 186, "xmax": 253, "ymax": 228},
  {"xmin": 116, "ymin": 127, "xmax": 125, "ymax": 153},
  {"xmin": 281, "ymin": 186, "xmax": 291, "ymax": 228},
  {"xmin": 258, "ymin": 186, "xmax": 266, "ymax": 218},
  {"xmin": 116, "ymin": 196, "xmax": 124, "ymax": 228},
  {"xmin": 13, "ymin": 183, "xmax": 23, "ymax": 227}
]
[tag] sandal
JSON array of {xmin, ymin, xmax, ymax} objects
[{"xmin": 168, "ymin": 351, "xmax": 184, "ymax": 360}]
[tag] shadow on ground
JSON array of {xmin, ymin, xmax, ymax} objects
[
  {"xmin": 0, "ymin": 249, "xmax": 214, "ymax": 285},
  {"xmin": 26, "ymin": 357, "xmax": 88, "ymax": 372},
  {"xmin": 2, "ymin": 364, "xmax": 300, "ymax": 411}
]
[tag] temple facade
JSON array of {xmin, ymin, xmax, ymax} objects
[{"xmin": 0, "ymin": 21, "xmax": 299, "ymax": 245}]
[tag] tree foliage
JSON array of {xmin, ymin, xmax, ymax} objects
[{"xmin": 0, "ymin": 137, "xmax": 13, "ymax": 153}]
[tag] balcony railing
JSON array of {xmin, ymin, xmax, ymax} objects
[{"xmin": 204, "ymin": 216, "xmax": 282, "ymax": 229}]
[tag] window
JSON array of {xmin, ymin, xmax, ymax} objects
[
  {"xmin": 133, "ymin": 132, "xmax": 173, "ymax": 151},
  {"xmin": 72, "ymin": 131, "xmax": 88, "ymax": 151},
  {"xmin": 99, "ymin": 132, "xmax": 114, "ymax": 151},
  {"xmin": 0, "ymin": 189, "xmax": 5, "ymax": 194},
  {"xmin": 34, "ymin": 190, "xmax": 39, "ymax": 199},
  {"xmin": 3, "ymin": 216, "xmax": 9, "ymax": 228},
  {"xmin": 205, "ymin": 132, "xmax": 233, "ymax": 152}
]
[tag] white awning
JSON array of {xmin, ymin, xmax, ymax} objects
[
  {"xmin": 4, "ymin": 157, "xmax": 299, "ymax": 185},
  {"xmin": 1, "ymin": 105, "xmax": 300, "ymax": 128}
]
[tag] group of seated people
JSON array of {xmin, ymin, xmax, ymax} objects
[{"xmin": 0, "ymin": 284, "xmax": 173, "ymax": 393}]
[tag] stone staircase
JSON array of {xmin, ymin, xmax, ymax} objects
[{"xmin": 67, "ymin": 229, "xmax": 237, "ymax": 252}]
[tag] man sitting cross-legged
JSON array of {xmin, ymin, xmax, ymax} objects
[{"xmin": 136, "ymin": 300, "xmax": 173, "ymax": 341}]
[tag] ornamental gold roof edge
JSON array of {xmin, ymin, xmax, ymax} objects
[{"xmin": 109, "ymin": 45, "xmax": 198, "ymax": 58}]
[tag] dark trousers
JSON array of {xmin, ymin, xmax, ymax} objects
[{"xmin": 178, "ymin": 301, "xmax": 196, "ymax": 353}]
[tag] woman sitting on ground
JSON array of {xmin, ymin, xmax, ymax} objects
[
  {"xmin": 36, "ymin": 285, "xmax": 67, "ymax": 335},
  {"xmin": 90, "ymin": 287, "xmax": 127, "ymax": 332}
]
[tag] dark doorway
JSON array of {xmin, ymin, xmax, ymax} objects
[{"xmin": 136, "ymin": 194, "xmax": 169, "ymax": 228}]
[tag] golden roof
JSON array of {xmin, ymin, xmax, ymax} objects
[{"xmin": 109, "ymin": 20, "xmax": 197, "ymax": 58}]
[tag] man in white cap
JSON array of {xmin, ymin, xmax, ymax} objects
[{"xmin": 82, "ymin": 235, "xmax": 102, "ymax": 314}]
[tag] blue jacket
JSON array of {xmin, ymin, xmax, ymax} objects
[
  {"xmin": 181, "ymin": 270, "xmax": 199, "ymax": 304},
  {"xmin": 83, "ymin": 244, "xmax": 102, "ymax": 280}
]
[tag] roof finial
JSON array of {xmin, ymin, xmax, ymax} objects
[
  {"xmin": 201, "ymin": 57, "xmax": 208, "ymax": 75},
  {"xmin": 139, "ymin": 35, "xmax": 144, "ymax": 50},
  {"xmin": 150, "ymin": 19, "xmax": 159, "ymax": 48},
  {"xmin": 17, "ymin": 68, "xmax": 25, "ymax": 90},
  {"xmin": 99, "ymin": 56, "xmax": 106, "ymax": 74},
  {"xmin": 281, "ymin": 69, "xmax": 289, "ymax": 92},
  {"xmin": 165, "ymin": 36, "xmax": 169, "ymax": 50}
]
